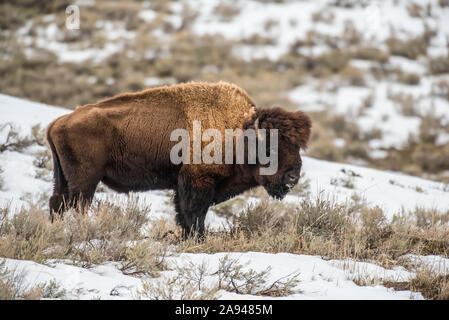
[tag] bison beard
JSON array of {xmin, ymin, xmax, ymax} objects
[
  {"xmin": 265, "ymin": 183, "xmax": 291, "ymax": 200},
  {"xmin": 46, "ymin": 82, "xmax": 311, "ymax": 239}
]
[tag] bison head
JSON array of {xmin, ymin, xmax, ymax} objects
[{"xmin": 244, "ymin": 107, "xmax": 312, "ymax": 200}]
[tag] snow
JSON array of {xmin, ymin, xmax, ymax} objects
[
  {"xmin": 290, "ymin": 78, "xmax": 449, "ymax": 149},
  {"xmin": 298, "ymin": 157, "xmax": 449, "ymax": 217},
  {"xmin": 3, "ymin": 258, "xmax": 142, "ymax": 300},
  {"xmin": 335, "ymin": 86, "xmax": 372, "ymax": 114},
  {"xmin": 171, "ymin": 252, "xmax": 421, "ymax": 300},
  {"xmin": 0, "ymin": 94, "xmax": 67, "ymax": 130},
  {"xmin": 138, "ymin": 9, "xmax": 157, "ymax": 23},
  {"xmin": 389, "ymin": 56, "xmax": 427, "ymax": 75},
  {"xmin": 2, "ymin": 252, "xmax": 425, "ymax": 300}
]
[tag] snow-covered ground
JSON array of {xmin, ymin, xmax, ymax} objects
[
  {"xmin": 1, "ymin": 93, "xmax": 449, "ymax": 300},
  {"xmin": 1, "ymin": 252, "xmax": 431, "ymax": 300}
]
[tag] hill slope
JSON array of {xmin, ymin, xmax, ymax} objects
[{"xmin": 1, "ymin": 93, "xmax": 449, "ymax": 300}]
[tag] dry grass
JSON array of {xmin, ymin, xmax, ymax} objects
[
  {"xmin": 384, "ymin": 268, "xmax": 449, "ymax": 300},
  {"xmin": 0, "ymin": 199, "xmax": 169, "ymax": 276},
  {"xmin": 391, "ymin": 93, "xmax": 419, "ymax": 117},
  {"xmin": 0, "ymin": 259, "xmax": 66, "ymax": 300},
  {"xmin": 177, "ymin": 196, "xmax": 449, "ymax": 269},
  {"xmin": 429, "ymin": 56, "xmax": 449, "ymax": 75},
  {"xmin": 351, "ymin": 47, "xmax": 389, "ymax": 63},
  {"xmin": 0, "ymin": 190, "xmax": 448, "ymax": 299},
  {"xmin": 171, "ymin": 196, "xmax": 449, "ymax": 298},
  {"xmin": 340, "ymin": 65, "xmax": 366, "ymax": 87},
  {"xmin": 312, "ymin": 10, "xmax": 335, "ymax": 24},
  {"xmin": 396, "ymin": 71, "xmax": 421, "ymax": 86},
  {"xmin": 138, "ymin": 276, "xmax": 218, "ymax": 300},
  {"xmin": 387, "ymin": 35, "xmax": 430, "ymax": 60},
  {"xmin": 378, "ymin": 108, "xmax": 449, "ymax": 181},
  {"xmin": 213, "ymin": 2, "xmax": 241, "ymax": 22}
]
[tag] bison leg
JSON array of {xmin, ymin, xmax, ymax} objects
[
  {"xmin": 49, "ymin": 193, "xmax": 68, "ymax": 221},
  {"xmin": 175, "ymin": 171, "xmax": 215, "ymax": 240},
  {"xmin": 66, "ymin": 182, "xmax": 98, "ymax": 214}
]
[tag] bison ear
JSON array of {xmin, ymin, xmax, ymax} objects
[
  {"xmin": 288, "ymin": 110, "xmax": 312, "ymax": 150},
  {"xmin": 243, "ymin": 107, "xmax": 312, "ymax": 149}
]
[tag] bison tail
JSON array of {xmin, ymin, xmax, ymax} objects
[{"xmin": 46, "ymin": 123, "xmax": 68, "ymax": 218}]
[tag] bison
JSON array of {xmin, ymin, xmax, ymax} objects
[{"xmin": 46, "ymin": 82, "xmax": 311, "ymax": 238}]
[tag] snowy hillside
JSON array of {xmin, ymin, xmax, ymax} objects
[
  {"xmin": 18, "ymin": 0, "xmax": 449, "ymax": 150},
  {"xmin": 1, "ymin": 94, "xmax": 449, "ymax": 300},
  {"xmin": 185, "ymin": 0, "xmax": 449, "ymax": 155}
]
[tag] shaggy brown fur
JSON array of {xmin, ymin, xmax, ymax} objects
[{"xmin": 47, "ymin": 81, "xmax": 311, "ymax": 238}]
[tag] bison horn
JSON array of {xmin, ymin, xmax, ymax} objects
[{"xmin": 254, "ymin": 118, "xmax": 264, "ymax": 140}]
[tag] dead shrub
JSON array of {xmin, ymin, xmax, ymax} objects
[
  {"xmin": 138, "ymin": 276, "xmax": 218, "ymax": 300},
  {"xmin": 429, "ymin": 56, "xmax": 449, "ymax": 75},
  {"xmin": 384, "ymin": 269, "xmax": 449, "ymax": 300},
  {"xmin": 391, "ymin": 93, "xmax": 418, "ymax": 117},
  {"xmin": 0, "ymin": 123, "xmax": 35, "ymax": 153},
  {"xmin": 179, "ymin": 194, "xmax": 449, "ymax": 276},
  {"xmin": 407, "ymin": 3, "xmax": 425, "ymax": 18},
  {"xmin": 214, "ymin": 255, "xmax": 301, "ymax": 296},
  {"xmin": 433, "ymin": 80, "xmax": 449, "ymax": 101},
  {"xmin": 308, "ymin": 50, "xmax": 350, "ymax": 75},
  {"xmin": 351, "ymin": 47, "xmax": 389, "ymax": 63},
  {"xmin": 387, "ymin": 36, "xmax": 428, "ymax": 60},
  {"xmin": 340, "ymin": 65, "xmax": 366, "ymax": 86},
  {"xmin": 0, "ymin": 199, "xmax": 168, "ymax": 276},
  {"xmin": 306, "ymin": 117, "xmax": 344, "ymax": 162},
  {"xmin": 411, "ymin": 207, "xmax": 449, "ymax": 229},
  {"xmin": 410, "ymin": 269, "xmax": 449, "ymax": 300},
  {"xmin": 312, "ymin": 10, "xmax": 335, "ymax": 24},
  {"xmin": 213, "ymin": 2, "xmax": 240, "ymax": 22},
  {"xmin": 397, "ymin": 71, "xmax": 421, "ymax": 85},
  {"xmin": 419, "ymin": 111, "xmax": 444, "ymax": 144},
  {"xmin": 343, "ymin": 142, "xmax": 369, "ymax": 160},
  {"xmin": 240, "ymin": 34, "xmax": 276, "ymax": 46}
]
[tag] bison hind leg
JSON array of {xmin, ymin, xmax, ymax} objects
[{"xmin": 49, "ymin": 193, "xmax": 68, "ymax": 222}]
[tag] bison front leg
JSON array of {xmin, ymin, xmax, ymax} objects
[{"xmin": 175, "ymin": 171, "xmax": 215, "ymax": 240}]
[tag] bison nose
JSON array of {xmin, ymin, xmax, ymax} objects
[
  {"xmin": 287, "ymin": 173, "xmax": 299, "ymax": 181},
  {"xmin": 285, "ymin": 172, "xmax": 300, "ymax": 188}
]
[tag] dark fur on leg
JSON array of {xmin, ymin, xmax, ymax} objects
[
  {"xmin": 175, "ymin": 173, "xmax": 214, "ymax": 240},
  {"xmin": 49, "ymin": 193, "xmax": 67, "ymax": 222}
]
